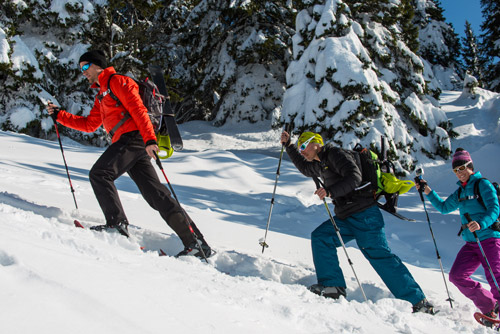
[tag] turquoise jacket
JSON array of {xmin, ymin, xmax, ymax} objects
[{"xmin": 426, "ymin": 171, "xmax": 500, "ymax": 243}]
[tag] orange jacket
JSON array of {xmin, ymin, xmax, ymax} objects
[{"xmin": 56, "ymin": 67, "xmax": 157, "ymax": 145}]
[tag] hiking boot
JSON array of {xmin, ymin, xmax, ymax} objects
[
  {"xmin": 114, "ymin": 220, "xmax": 129, "ymax": 237},
  {"xmin": 176, "ymin": 239, "xmax": 212, "ymax": 259},
  {"xmin": 412, "ymin": 298, "xmax": 436, "ymax": 315},
  {"xmin": 308, "ymin": 284, "xmax": 346, "ymax": 299},
  {"xmin": 90, "ymin": 220, "xmax": 129, "ymax": 238},
  {"xmin": 482, "ymin": 302, "xmax": 500, "ymax": 328},
  {"xmin": 490, "ymin": 301, "xmax": 499, "ymax": 318}
]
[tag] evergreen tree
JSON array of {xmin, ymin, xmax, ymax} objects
[
  {"xmin": 462, "ymin": 21, "xmax": 485, "ymax": 85},
  {"xmin": 413, "ymin": 0, "xmax": 462, "ymax": 90},
  {"xmin": 282, "ymin": 0, "xmax": 452, "ymax": 173},
  {"xmin": 0, "ymin": 0, "xmax": 103, "ymax": 144},
  {"xmin": 400, "ymin": 0, "xmax": 420, "ymax": 53},
  {"xmin": 0, "ymin": 1, "xmax": 19, "ymax": 112},
  {"xmin": 153, "ymin": 0, "xmax": 296, "ymax": 124},
  {"xmin": 480, "ymin": 0, "xmax": 500, "ymax": 92},
  {"xmin": 0, "ymin": 0, "xmax": 297, "ymax": 142},
  {"xmin": 83, "ymin": 0, "xmax": 162, "ymax": 77}
]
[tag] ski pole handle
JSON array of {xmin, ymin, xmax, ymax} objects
[
  {"xmin": 153, "ymin": 151, "xmax": 163, "ymax": 169},
  {"xmin": 46, "ymin": 101, "xmax": 61, "ymax": 123},
  {"xmin": 464, "ymin": 213, "xmax": 479, "ymax": 238},
  {"xmin": 414, "ymin": 176, "xmax": 426, "ymax": 201},
  {"xmin": 313, "ymin": 177, "xmax": 321, "ymax": 190}
]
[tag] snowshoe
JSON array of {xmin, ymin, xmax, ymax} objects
[
  {"xmin": 308, "ymin": 284, "xmax": 346, "ymax": 299},
  {"xmin": 176, "ymin": 239, "xmax": 212, "ymax": 259},
  {"xmin": 412, "ymin": 298, "xmax": 437, "ymax": 315},
  {"xmin": 89, "ymin": 220, "xmax": 129, "ymax": 238},
  {"xmin": 474, "ymin": 303, "xmax": 500, "ymax": 329},
  {"xmin": 474, "ymin": 312, "xmax": 500, "ymax": 329}
]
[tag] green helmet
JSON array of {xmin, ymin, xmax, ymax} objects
[
  {"xmin": 297, "ymin": 132, "xmax": 324, "ymax": 148},
  {"xmin": 156, "ymin": 133, "xmax": 174, "ymax": 160}
]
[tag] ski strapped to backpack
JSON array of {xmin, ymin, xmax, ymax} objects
[
  {"xmin": 101, "ymin": 73, "xmax": 174, "ymax": 159},
  {"xmin": 457, "ymin": 177, "xmax": 500, "ymax": 235},
  {"xmin": 352, "ymin": 137, "xmax": 415, "ymax": 220},
  {"xmin": 148, "ymin": 65, "xmax": 184, "ymax": 152}
]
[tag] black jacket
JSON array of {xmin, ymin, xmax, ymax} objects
[{"xmin": 286, "ymin": 143, "xmax": 376, "ymax": 219}]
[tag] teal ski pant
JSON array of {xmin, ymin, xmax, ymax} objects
[{"xmin": 311, "ymin": 205, "xmax": 426, "ymax": 305}]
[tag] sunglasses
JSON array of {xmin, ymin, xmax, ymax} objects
[
  {"xmin": 299, "ymin": 136, "xmax": 314, "ymax": 152},
  {"xmin": 80, "ymin": 63, "xmax": 92, "ymax": 72},
  {"xmin": 453, "ymin": 162, "xmax": 471, "ymax": 173}
]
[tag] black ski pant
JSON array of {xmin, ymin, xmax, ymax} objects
[{"xmin": 89, "ymin": 131, "xmax": 204, "ymax": 247}]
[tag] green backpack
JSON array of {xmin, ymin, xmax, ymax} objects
[{"xmin": 352, "ymin": 139, "xmax": 415, "ymax": 216}]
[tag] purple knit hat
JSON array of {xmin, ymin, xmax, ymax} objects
[{"xmin": 452, "ymin": 148, "xmax": 473, "ymax": 168}]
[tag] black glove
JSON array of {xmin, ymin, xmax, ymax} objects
[
  {"xmin": 414, "ymin": 177, "xmax": 427, "ymax": 192},
  {"xmin": 48, "ymin": 106, "xmax": 61, "ymax": 121}
]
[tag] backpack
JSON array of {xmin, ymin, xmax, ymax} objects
[
  {"xmin": 99, "ymin": 73, "xmax": 174, "ymax": 159},
  {"xmin": 458, "ymin": 177, "xmax": 500, "ymax": 230},
  {"xmin": 103, "ymin": 73, "xmax": 166, "ymax": 137},
  {"xmin": 352, "ymin": 144, "xmax": 384, "ymax": 195},
  {"xmin": 352, "ymin": 138, "xmax": 415, "ymax": 214}
]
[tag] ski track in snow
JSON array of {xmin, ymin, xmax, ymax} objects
[{"xmin": 0, "ymin": 190, "xmax": 315, "ymax": 287}]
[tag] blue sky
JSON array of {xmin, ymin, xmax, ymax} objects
[{"xmin": 440, "ymin": 0, "xmax": 483, "ymax": 38}]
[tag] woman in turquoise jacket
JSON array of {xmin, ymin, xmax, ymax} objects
[{"xmin": 417, "ymin": 148, "xmax": 500, "ymax": 323}]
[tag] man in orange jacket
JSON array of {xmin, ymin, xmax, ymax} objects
[{"xmin": 46, "ymin": 50, "xmax": 212, "ymax": 258}]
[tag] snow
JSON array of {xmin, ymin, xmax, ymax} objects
[
  {"xmin": 1, "ymin": 89, "xmax": 500, "ymax": 333},
  {"xmin": 9, "ymin": 106, "xmax": 36, "ymax": 129},
  {"xmin": 0, "ymin": 27, "xmax": 10, "ymax": 64},
  {"xmin": 11, "ymin": 36, "xmax": 44, "ymax": 79},
  {"xmin": 49, "ymin": 0, "xmax": 100, "ymax": 21}
]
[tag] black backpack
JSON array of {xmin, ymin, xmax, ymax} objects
[
  {"xmin": 458, "ymin": 177, "xmax": 500, "ymax": 236},
  {"xmin": 352, "ymin": 144, "xmax": 384, "ymax": 195},
  {"xmin": 352, "ymin": 137, "xmax": 400, "ymax": 214},
  {"xmin": 100, "ymin": 73, "xmax": 166, "ymax": 137}
]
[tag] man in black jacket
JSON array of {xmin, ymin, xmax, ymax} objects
[{"xmin": 281, "ymin": 131, "xmax": 434, "ymax": 313}]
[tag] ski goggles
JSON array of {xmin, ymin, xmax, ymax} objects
[
  {"xmin": 299, "ymin": 136, "xmax": 315, "ymax": 152},
  {"xmin": 453, "ymin": 162, "xmax": 471, "ymax": 173},
  {"xmin": 80, "ymin": 63, "xmax": 92, "ymax": 72}
]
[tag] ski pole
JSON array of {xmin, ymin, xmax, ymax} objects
[
  {"xmin": 259, "ymin": 124, "xmax": 290, "ymax": 253},
  {"xmin": 153, "ymin": 151, "xmax": 209, "ymax": 263},
  {"xmin": 464, "ymin": 213, "xmax": 500, "ymax": 297},
  {"xmin": 414, "ymin": 168, "xmax": 454, "ymax": 308},
  {"xmin": 313, "ymin": 176, "xmax": 368, "ymax": 302},
  {"xmin": 260, "ymin": 141, "xmax": 286, "ymax": 253},
  {"xmin": 50, "ymin": 111, "xmax": 78, "ymax": 210}
]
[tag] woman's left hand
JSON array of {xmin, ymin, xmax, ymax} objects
[{"xmin": 467, "ymin": 221, "xmax": 481, "ymax": 233}]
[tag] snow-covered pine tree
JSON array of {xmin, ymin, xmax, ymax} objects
[
  {"xmin": 0, "ymin": 1, "xmax": 19, "ymax": 119},
  {"xmin": 282, "ymin": 0, "xmax": 452, "ymax": 174},
  {"xmin": 0, "ymin": 0, "xmax": 106, "ymax": 145},
  {"xmin": 83, "ymin": 0, "xmax": 162, "ymax": 77},
  {"xmin": 413, "ymin": 0, "xmax": 462, "ymax": 90},
  {"xmin": 460, "ymin": 73, "xmax": 480, "ymax": 99},
  {"xmin": 480, "ymin": 0, "xmax": 500, "ymax": 92},
  {"xmin": 462, "ymin": 21, "xmax": 485, "ymax": 86},
  {"xmin": 153, "ymin": 0, "xmax": 296, "ymax": 124}
]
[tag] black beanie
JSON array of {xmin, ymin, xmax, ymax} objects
[{"xmin": 79, "ymin": 50, "xmax": 108, "ymax": 69}]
